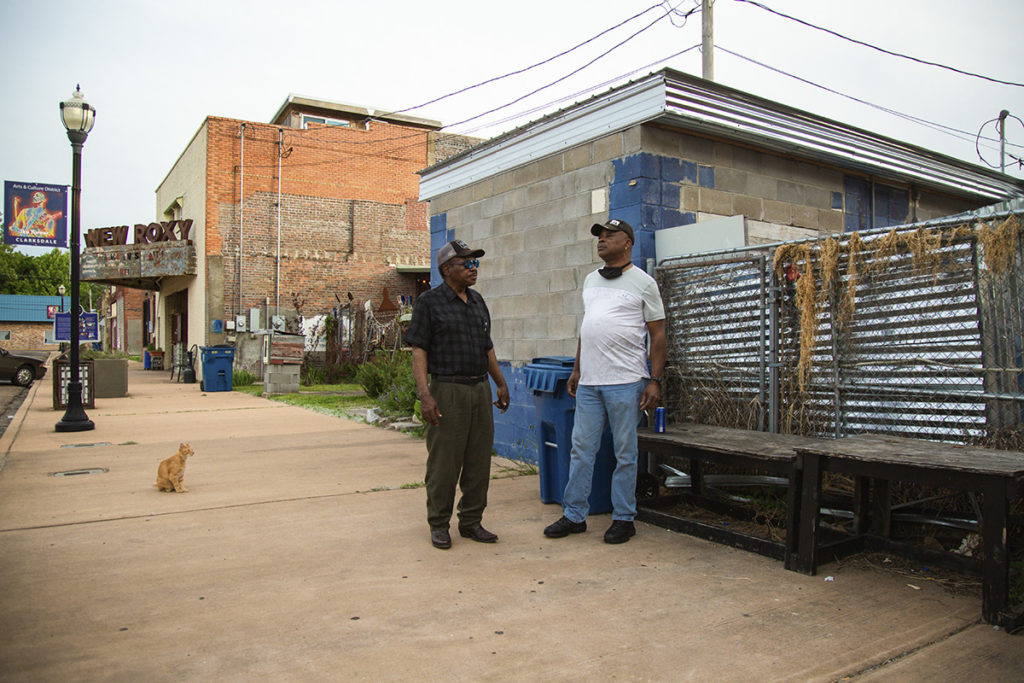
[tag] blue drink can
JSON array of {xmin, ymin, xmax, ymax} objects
[{"xmin": 654, "ymin": 407, "xmax": 666, "ymax": 433}]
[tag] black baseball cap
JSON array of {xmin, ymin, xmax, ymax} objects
[
  {"xmin": 591, "ymin": 218, "xmax": 635, "ymax": 242},
  {"xmin": 437, "ymin": 239, "xmax": 485, "ymax": 266}
]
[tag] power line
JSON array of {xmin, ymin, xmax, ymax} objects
[
  {"xmin": 374, "ymin": 2, "xmax": 684, "ymax": 121},
  {"xmin": 733, "ymin": 0, "xmax": 1024, "ymax": 88},
  {"xmin": 976, "ymin": 114, "xmax": 1024, "ymax": 170},
  {"xmin": 454, "ymin": 44, "xmax": 703, "ymax": 136},
  {"xmin": 443, "ymin": 2, "xmax": 699, "ymax": 131},
  {"xmin": 717, "ymin": 45, "xmax": 1023, "ymax": 157}
]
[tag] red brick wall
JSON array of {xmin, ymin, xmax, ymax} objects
[{"xmin": 205, "ymin": 117, "xmax": 435, "ymax": 317}]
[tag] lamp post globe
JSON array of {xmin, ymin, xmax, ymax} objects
[{"xmin": 55, "ymin": 85, "xmax": 95, "ymax": 433}]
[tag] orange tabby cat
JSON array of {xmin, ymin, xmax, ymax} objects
[{"xmin": 155, "ymin": 443, "xmax": 194, "ymax": 493}]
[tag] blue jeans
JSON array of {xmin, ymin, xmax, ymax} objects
[{"xmin": 563, "ymin": 380, "xmax": 645, "ymax": 522}]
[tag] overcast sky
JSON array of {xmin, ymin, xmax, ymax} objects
[{"xmin": 2, "ymin": 0, "xmax": 1022, "ymax": 255}]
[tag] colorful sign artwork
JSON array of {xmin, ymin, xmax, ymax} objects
[{"xmin": 4, "ymin": 181, "xmax": 68, "ymax": 248}]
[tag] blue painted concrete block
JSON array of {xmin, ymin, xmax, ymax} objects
[
  {"xmin": 698, "ymin": 165, "xmax": 715, "ymax": 188},
  {"xmin": 613, "ymin": 153, "xmax": 660, "ymax": 180},
  {"xmin": 662, "ymin": 182, "xmax": 680, "ymax": 209}
]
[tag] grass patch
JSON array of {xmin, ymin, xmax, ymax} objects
[
  {"xmin": 302, "ymin": 382, "xmax": 364, "ymax": 393},
  {"xmin": 400, "ymin": 481, "xmax": 425, "ymax": 489},
  {"xmin": 269, "ymin": 392, "xmax": 374, "ymax": 417},
  {"xmin": 492, "ymin": 458, "xmax": 539, "ymax": 478}
]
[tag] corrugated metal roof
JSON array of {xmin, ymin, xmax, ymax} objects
[
  {"xmin": 0, "ymin": 295, "xmax": 67, "ymax": 322},
  {"xmin": 420, "ymin": 69, "xmax": 1024, "ymax": 203}
]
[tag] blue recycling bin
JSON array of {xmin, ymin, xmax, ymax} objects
[
  {"xmin": 199, "ymin": 345, "xmax": 234, "ymax": 392},
  {"xmin": 524, "ymin": 356, "xmax": 614, "ymax": 515}
]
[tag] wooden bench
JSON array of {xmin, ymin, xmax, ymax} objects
[
  {"xmin": 795, "ymin": 434, "xmax": 1024, "ymax": 628},
  {"xmin": 637, "ymin": 423, "xmax": 822, "ymax": 570}
]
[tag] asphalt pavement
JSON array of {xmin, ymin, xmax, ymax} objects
[{"xmin": 0, "ymin": 362, "xmax": 1020, "ymax": 681}]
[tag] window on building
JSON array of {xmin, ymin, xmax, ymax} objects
[
  {"xmin": 844, "ymin": 176, "xmax": 909, "ymax": 232},
  {"xmin": 44, "ymin": 330, "xmax": 57, "ymax": 344},
  {"xmin": 0, "ymin": 331, "xmax": 10, "ymax": 341},
  {"xmin": 301, "ymin": 115, "xmax": 352, "ymax": 129}
]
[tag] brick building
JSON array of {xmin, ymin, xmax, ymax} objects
[
  {"xmin": 0, "ymin": 294, "xmax": 67, "ymax": 351},
  {"xmin": 81, "ymin": 96, "xmax": 476, "ymax": 377},
  {"xmin": 418, "ymin": 69, "xmax": 1024, "ymax": 462}
]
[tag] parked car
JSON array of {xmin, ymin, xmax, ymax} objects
[{"xmin": 0, "ymin": 348, "xmax": 48, "ymax": 386}]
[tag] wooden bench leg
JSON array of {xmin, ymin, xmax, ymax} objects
[
  {"xmin": 689, "ymin": 458, "xmax": 704, "ymax": 496},
  {"xmin": 795, "ymin": 453, "xmax": 823, "ymax": 574},
  {"xmin": 870, "ymin": 478, "xmax": 892, "ymax": 537},
  {"xmin": 980, "ymin": 479, "xmax": 1010, "ymax": 625},
  {"xmin": 784, "ymin": 466, "xmax": 802, "ymax": 571},
  {"xmin": 852, "ymin": 476, "xmax": 870, "ymax": 536}
]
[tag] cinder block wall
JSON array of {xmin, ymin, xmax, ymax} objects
[{"xmin": 427, "ymin": 123, "xmax": 985, "ymax": 462}]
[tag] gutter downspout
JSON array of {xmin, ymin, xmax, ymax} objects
[
  {"xmin": 239, "ymin": 123, "xmax": 245, "ymax": 317},
  {"xmin": 277, "ymin": 127, "xmax": 282, "ymax": 318}
]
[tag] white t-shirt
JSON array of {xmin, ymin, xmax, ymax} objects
[{"xmin": 579, "ymin": 265, "xmax": 665, "ymax": 386}]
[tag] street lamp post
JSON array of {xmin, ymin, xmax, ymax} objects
[
  {"xmin": 56, "ymin": 85, "xmax": 95, "ymax": 433},
  {"xmin": 58, "ymin": 284, "xmax": 65, "ymax": 312}
]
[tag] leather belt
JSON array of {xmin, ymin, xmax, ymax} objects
[{"xmin": 432, "ymin": 374, "xmax": 487, "ymax": 385}]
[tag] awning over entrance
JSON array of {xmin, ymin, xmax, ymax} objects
[{"xmin": 81, "ymin": 242, "xmax": 198, "ymax": 290}]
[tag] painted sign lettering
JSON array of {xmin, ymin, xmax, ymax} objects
[{"xmin": 84, "ymin": 219, "xmax": 193, "ymax": 248}]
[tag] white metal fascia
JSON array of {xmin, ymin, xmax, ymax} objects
[
  {"xmin": 419, "ymin": 77, "xmax": 667, "ymax": 201},
  {"xmin": 663, "ymin": 80, "xmax": 1022, "ymax": 201}
]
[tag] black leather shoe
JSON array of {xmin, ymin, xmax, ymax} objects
[
  {"xmin": 604, "ymin": 520, "xmax": 636, "ymax": 544},
  {"xmin": 431, "ymin": 529, "xmax": 452, "ymax": 549},
  {"xmin": 459, "ymin": 525, "xmax": 498, "ymax": 543},
  {"xmin": 544, "ymin": 516, "xmax": 587, "ymax": 538}
]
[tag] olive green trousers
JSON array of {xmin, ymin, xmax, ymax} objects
[{"xmin": 424, "ymin": 379, "xmax": 494, "ymax": 531}]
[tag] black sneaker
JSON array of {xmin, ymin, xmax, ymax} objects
[
  {"xmin": 544, "ymin": 516, "xmax": 587, "ymax": 538},
  {"xmin": 604, "ymin": 520, "xmax": 636, "ymax": 544}
]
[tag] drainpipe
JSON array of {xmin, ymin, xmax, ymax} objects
[
  {"xmin": 239, "ymin": 123, "xmax": 245, "ymax": 317},
  {"xmin": 277, "ymin": 128, "xmax": 282, "ymax": 317}
]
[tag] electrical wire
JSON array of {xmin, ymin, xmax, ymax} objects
[
  {"xmin": 975, "ymin": 114, "xmax": 1024, "ymax": 170},
  {"xmin": 372, "ymin": 1, "xmax": 684, "ymax": 121},
  {"xmin": 229, "ymin": 45, "xmax": 705, "ymax": 171},
  {"xmin": 716, "ymin": 45, "xmax": 1023, "ymax": 157},
  {"xmin": 442, "ymin": 2, "xmax": 699, "ymax": 131},
  {"xmin": 733, "ymin": 0, "xmax": 1024, "ymax": 88},
  {"xmin": 453, "ymin": 44, "xmax": 703, "ymax": 136}
]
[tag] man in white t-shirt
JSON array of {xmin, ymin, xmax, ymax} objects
[{"xmin": 544, "ymin": 218, "xmax": 666, "ymax": 544}]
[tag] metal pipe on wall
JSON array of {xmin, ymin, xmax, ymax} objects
[
  {"xmin": 239, "ymin": 123, "xmax": 245, "ymax": 317},
  {"xmin": 277, "ymin": 128, "xmax": 282, "ymax": 317}
]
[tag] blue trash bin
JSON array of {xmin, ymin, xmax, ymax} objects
[
  {"xmin": 524, "ymin": 356, "xmax": 614, "ymax": 515},
  {"xmin": 199, "ymin": 345, "xmax": 234, "ymax": 392}
]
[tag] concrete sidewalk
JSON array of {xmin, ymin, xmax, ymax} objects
[{"xmin": 0, "ymin": 363, "xmax": 1019, "ymax": 681}]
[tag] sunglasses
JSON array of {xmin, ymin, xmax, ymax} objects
[{"xmin": 456, "ymin": 259, "xmax": 480, "ymax": 269}]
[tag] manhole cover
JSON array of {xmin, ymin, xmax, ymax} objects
[
  {"xmin": 59, "ymin": 442, "xmax": 113, "ymax": 449},
  {"xmin": 52, "ymin": 468, "xmax": 108, "ymax": 477}
]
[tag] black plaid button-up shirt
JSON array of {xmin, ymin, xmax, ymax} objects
[{"xmin": 403, "ymin": 282, "xmax": 493, "ymax": 377}]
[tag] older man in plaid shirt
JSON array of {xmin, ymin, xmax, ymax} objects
[{"xmin": 404, "ymin": 239, "xmax": 510, "ymax": 550}]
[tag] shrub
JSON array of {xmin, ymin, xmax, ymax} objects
[
  {"xmin": 233, "ymin": 368, "xmax": 257, "ymax": 387},
  {"xmin": 301, "ymin": 364, "xmax": 328, "ymax": 386},
  {"xmin": 357, "ymin": 351, "xmax": 416, "ymax": 415}
]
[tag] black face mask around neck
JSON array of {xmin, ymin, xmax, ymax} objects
[{"xmin": 598, "ymin": 265, "xmax": 625, "ymax": 279}]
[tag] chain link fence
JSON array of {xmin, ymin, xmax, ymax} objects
[{"xmin": 658, "ymin": 212, "xmax": 1024, "ymax": 448}]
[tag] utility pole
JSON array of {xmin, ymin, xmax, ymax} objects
[
  {"xmin": 702, "ymin": 0, "xmax": 714, "ymax": 81},
  {"xmin": 998, "ymin": 110, "xmax": 1009, "ymax": 173}
]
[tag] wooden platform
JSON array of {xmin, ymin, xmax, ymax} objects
[
  {"xmin": 638, "ymin": 423, "xmax": 822, "ymax": 570},
  {"xmin": 795, "ymin": 434, "xmax": 1024, "ymax": 628}
]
